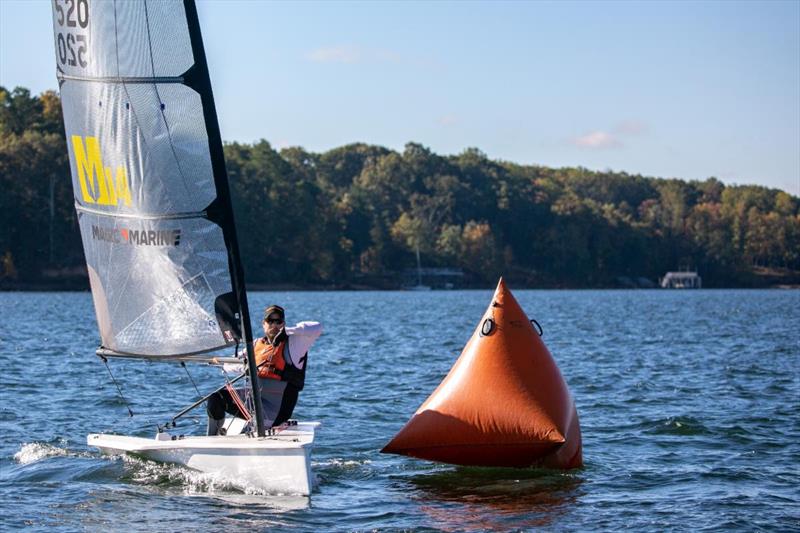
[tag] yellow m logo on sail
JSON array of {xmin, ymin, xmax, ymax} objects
[{"xmin": 71, "ymin": 136, "xmax": 132, "ymax": 207}]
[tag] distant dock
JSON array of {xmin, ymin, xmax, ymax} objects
[
  {"xmin": 660, "ymin": 271, "xmax": 702, "ymax": 289},
  {"xmin": 402, "ymin": 267, "xmax": 464, "ymax": 289}
]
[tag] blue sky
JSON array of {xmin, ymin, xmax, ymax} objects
[{"xmin": 2, "ymin": 0, "xmax": 798, "ymax": 195}]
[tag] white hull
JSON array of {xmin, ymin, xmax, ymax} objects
[{"xmin": 88, "ymin": 422, "xmax": 320, "ymax": 496}]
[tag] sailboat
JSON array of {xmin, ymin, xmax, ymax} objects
[
  {"xmin": 407, "ymin": 243, "xmax": 431, "ymax": 291},
  {"xmin": 51, "ymin": 0, "xmax": 318, "ymax": 495}
]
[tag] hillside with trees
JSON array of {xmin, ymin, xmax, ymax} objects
[{"xmin": 2, "ymin": 86, "xmax": 798, "ymax": 289}]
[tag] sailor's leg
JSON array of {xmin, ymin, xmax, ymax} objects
[
  {"xmin": 258, "ymin": 379, "xmax": 288, "ymax": 428},
  {"xmin": 207, "ymin": 416, "xmax": 226, "ymax": 436},
  {"xmin": 273, "ymin": 385, "xmax": 299, "ymax": 427},
  {"xmin": 206, "ymin": 388, "xmax": 234, "ymax": 436}
]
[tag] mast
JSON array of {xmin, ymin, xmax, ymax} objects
[
  {"xmin": 416, "ymin": 243, "xmax": 422, "ymax": 286},
  {"xmin": 182, "ymin": 0, "xmax": 265, "ymax": 436}
]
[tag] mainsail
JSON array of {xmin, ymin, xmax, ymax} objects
[{"xmin": 51, "ymin": 0, "xmax": 251, "ymax": 360}]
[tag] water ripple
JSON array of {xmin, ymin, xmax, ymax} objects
[{"xmin": 1, "ymin": 289, "xmax": 798, "ymax": 530}]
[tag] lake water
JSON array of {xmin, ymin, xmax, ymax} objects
[{"xmin": 1, "ymin": 289, "xmax": 798, "ymax": 531}]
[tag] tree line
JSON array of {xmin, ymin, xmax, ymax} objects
[{"xmin": 2, "ymin": 86, "xmax": 798, "ymax": 289}]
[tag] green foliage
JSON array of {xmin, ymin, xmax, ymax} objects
[
  {"xmin": 2, "ymin": 88, "xmax": 799, "ymax": 287},
  {"xmin": 0, "ymin": 87, "xmax": 80, "ymax": 282}
]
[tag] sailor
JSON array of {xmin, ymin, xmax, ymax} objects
[{"xmin": 206, "ymin": 305, "xmax": 322, "ymax": 435}]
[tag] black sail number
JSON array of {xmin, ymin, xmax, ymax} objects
[
  {"xmin": 76, "ymin": 35, "xmax": 87, "ymax": 67},
  {"xmin": 66, "ymin": 0, "xmax": 76, "ymax": 27},
  {"xmin": 66, "ymin": 33, "xmax": 77, "ymax": 66},
  {"xmin": 57, "ymin": 33, "xmax": 68, "ymax": 65},
  {"xmin": 76, "ymin": 0, "xmax": 89, "ymax": 28},
  {"xmin": 55, "ymin": 0, "xmax": 88, "ymax": 28},
  {"xmin": 54, "ymin": 0, "xmax": 89, "ymax": 69},
  {"xmin": 54, "ymin": 0, "xmax": 64, "ymax": 25}
]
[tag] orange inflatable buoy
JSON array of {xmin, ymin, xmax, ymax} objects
[{"xmin": 382, "ymin": 278, "xmax": 582, "ymax": 469}]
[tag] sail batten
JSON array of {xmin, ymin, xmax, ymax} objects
[
  {"xmin": 58, "ymin": 75, "xmax": 185, "ymax": 84},
  {"xmin": 76, "ymin": 204, "xmax": 206, "ymax": 221},
  {"xmin": 52, "ymin": 0, "xmax": 249, "ymax": 359},
  {"xmin": 96, "ymin": 347, "xmax": 238, "ymax": 363}
]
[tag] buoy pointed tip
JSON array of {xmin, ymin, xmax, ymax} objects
[{"xmin": 496, "ymin": 276, "xmax": 507, "ymax": 289}]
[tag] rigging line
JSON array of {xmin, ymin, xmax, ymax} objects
[
  {"xmin": 230, "ymin": 340, "xmax": 255, "ymax": 435},
  {"xmin": 166, "ymin": 363, "xmax": 250, "ymax": 426},
  {"xmin": 163, "ymin": 349, "xmax": 270, "ymax": 428},
  {"xmin": 99, "ymin": 355, "xmax": 134, "ymax": 417},
  {"xmin": 142, "ymin": 0, "xmax": 195, "ymax": 200},
  {"xmin": 181, "ymin": 361, "xmax": 202, "ymax": 398}
]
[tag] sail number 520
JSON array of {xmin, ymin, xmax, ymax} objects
[{"xmin": 54, "ymin": 0, "xmax": 89, "ymax": 69}]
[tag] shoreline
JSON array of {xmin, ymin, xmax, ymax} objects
[
  {"xmin": 4, "ymin": 266, "xmax": 799, "ymax": 292},
  {"xmin": 1, "ymin": 281, "xmax": 797, "ymax": 292}
]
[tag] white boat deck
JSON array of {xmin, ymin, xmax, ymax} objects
[{"xmin": 89, "ymin": 422, "xmax": 318, "ymax": 451}]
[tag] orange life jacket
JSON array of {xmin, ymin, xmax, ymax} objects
[
  {"xmin": 255, "ymin": 337, "xmax": 286, "ymax": 381},
  {"xmin": 254, "ymin": 336, "xmax": 307, "ymax": 390}
]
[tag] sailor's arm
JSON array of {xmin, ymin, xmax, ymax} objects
[
  {"xmin": 219, "ymin": 350, "xmax": 245, "ymax": 373},
  {"xmin": 286, "ymin": 321, "xmax": 323, "ymax": 367},
  {"xmin": 218, "ymin": 342, "xmax": 251, "ymax": 373}
]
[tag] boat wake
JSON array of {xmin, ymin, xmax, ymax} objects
[
  {"xmin": 312, "ymin": 457, "xmax": 372, "ymax": 470},
  {"xmin": 120, "ymin": 454, "xmax": 233, "ymax": 492},
  {"xmin": 313, "ymin": 457, "xmax": 373, "ymax": 482},
  {"xmin": 13, "ymin": 441, "xmax": 89, "ymax": 464}
]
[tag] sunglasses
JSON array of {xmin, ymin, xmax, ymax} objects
[{"xmin": 265, "ymin": 317, "xmax": 284, "ymax": 325}]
